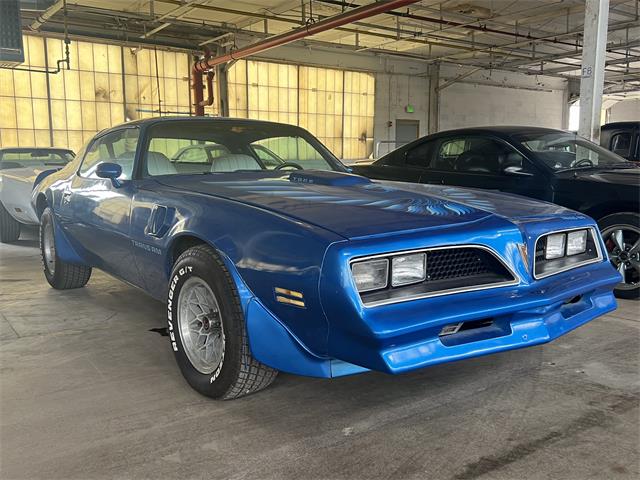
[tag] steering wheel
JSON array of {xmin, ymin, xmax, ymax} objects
[
  {"xmin": 274, "ymin": 162, "xmax": 303, "ymax": 170},
  {"xmin": 572, "ymin": 158, "xmax": 594, "ymax": 168}
]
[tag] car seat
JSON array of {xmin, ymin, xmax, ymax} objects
[{"xmin": 211, "ymin": 154, "xmax": 262, "ymax": 172}]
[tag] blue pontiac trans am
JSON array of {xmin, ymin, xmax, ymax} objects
[{"xmin": 32, "ymin": 117, "xmax": 621, "ymax": 399}]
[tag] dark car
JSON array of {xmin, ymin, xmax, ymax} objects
[
  {"xmin": 600, "ymin": 122, "xmax": 639, "ymax": 161},
  {"xmin": 352, "ymin": 126, "xmax": 640, "ymax": 299}
]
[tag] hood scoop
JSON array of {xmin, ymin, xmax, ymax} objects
[{"xmin": 288, "ymin": 170, "xmax": 371, "ymax": 187}]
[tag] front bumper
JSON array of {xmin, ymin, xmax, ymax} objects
[{"xmin": 322, "ymin": 260, "xmax": 619, "ymax": 375}]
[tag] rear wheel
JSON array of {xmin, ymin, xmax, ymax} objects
[
  {"xmin": 168, "ymin": 244, "xmax": 277, "ymax": 399},
  {"xmin": 599, "ymin": 212, "xmax": 640, "ymax": 300},
  {"xmin": 0, "ymin": 202, "xmax": 20, "ymax": 243},
  {"xmin": 40, "ymin": 207, "xmax": 92, "ymax": 289}
]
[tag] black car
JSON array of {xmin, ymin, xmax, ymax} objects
[
  {"xmin": 601, "ymin": 122, "xmax": 639, "ymax": 162},
  {"xmin": 352, "ymin": 126, "xmax": 640, "ymax": 299}
]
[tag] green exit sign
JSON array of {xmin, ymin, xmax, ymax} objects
[{"xmin": 405, "ymin": 104, "xmax": 415, "ymax": 113}]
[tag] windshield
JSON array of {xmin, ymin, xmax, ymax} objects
[
  {"xmin": 143, "ymin": 120, "xmax": 341, "ymax": 176},
  {"xmin": 513, "ymin": 132, "xmax": 636, "ymax": 171},
  {"xmin": 0, "ymin": 149, "xmax": 74, "ymax": 170}
]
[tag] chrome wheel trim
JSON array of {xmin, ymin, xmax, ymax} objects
[
  {"xmin": 177, "ymin": 276, "xmax": 225, "ymax": 374},
  {"xmin": 602, "ymin": 224, "xmax": 640, "ymax": 291},
  {"xmin": 43, "ymin": 222, "xmax": 56, "ymax": 275}
]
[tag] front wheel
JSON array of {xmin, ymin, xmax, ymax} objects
[
  {"xmin": 40, "ymin": 207, "xmax": 92, "ymax": 289},
  {"xmin": 168, "ymin": 244, "xmax": 277, "ymax": 399},
  {"xmin": 599, "ymin": 212, "xmax": 640, "ymax": 300}
]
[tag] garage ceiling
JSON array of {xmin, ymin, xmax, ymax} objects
[{"xmin": 19, "ymin": 1, "xmax": 640, "ymax": 93}]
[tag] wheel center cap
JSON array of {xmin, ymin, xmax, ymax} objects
[
  {"xmin": 202, "ymin": 317, "xmax": 211, "ymax": 330},
  {"xmin": 619, "ymin": 251, "xmax": 629, "ymax": 261}
]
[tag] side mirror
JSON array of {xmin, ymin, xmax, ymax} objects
[
  {"xmin": 96, "ymin": 162, "xmax": 123, "ymax": 187},
  {"xmin": 503, "ymin": 166, "xmax": 534, "ymax": 177}
]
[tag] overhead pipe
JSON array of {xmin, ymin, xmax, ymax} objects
[
  {"xmin": 30, "ymin": 0, "xmax": 66, "ymax": 31},
  {"xmin": 316, "ymin": 0, "xmax": 579, "ymax": 48},
  {"xmin": 192, "ymin": 0, "xmax": 421, "ymax": 72}
]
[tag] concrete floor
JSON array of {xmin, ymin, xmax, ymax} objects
[{"xmin": 1, "ymin": 228, "xmax": 639, "ymax": 480}]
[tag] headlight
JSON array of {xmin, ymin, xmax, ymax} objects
[
  {"xmin": 391, "ymin": 253, "xmax": 426, "ymax": 287},
  {"xmin": 352, "ymin": 258, "xmax": 388, "ymax": 292},
  {"xmin": 566, "ymin": 230, "xmax": 587, "ymax": 256},
  {"xmin": 535, "ymin": 228, "xmax": 602, "ymax": 279},
  {"xmin": 545, "ymin": 233, "xmax": 566, "ymax": 259}
]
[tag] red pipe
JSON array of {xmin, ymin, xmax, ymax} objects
[
  {"xmin": 191, "ymin": 63, "xmax": 205, "ymax": 116},
  {"xmin": 199, "ymin": 70, "xmax": 215, "ymax": 107},
  {"xmin": 193, "ymin": 0, "xmax": 421, "ymax": 72}
]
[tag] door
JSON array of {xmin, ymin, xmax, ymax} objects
[
  {"xmin": 62, "ymin": 127, "xmax": 143, "ymax": 285},
  {"xmin": 419, "ymin": 135, "xmax": 552, "ymax": 201},
  {"xmin": 395, "ymin": 120, "xmax": 420, "ymax": 148}
]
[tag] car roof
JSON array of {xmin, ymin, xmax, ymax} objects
[
  {"xmin": 601, "ymin": 121, "xmax": 640, "ymax": 130},
  {"xmin": 0, "ymin": 147, "xmax": 74, "ymax": 153},
  {"xmin": 98, "ymin": 116, "xmax": 306, "ymax": 136},
  {"xmin": 432, "ymin": 125, "xmax": 566, "ymax": 136}
]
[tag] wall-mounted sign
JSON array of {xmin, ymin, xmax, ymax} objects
[{"xmin": 405, "ymin": 104, "xmax": 415, "ymax": 113}]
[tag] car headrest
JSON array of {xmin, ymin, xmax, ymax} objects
[
  {"xmin": 211, "ymin": 154, "xmax": 261, "ymax": 172},
  {"xmin": 456, "ymin": 150, "xmax": 499, "ymax": 173},
  {"xmin": 502, "ymin": 152, "xmax": 524, "ymax": 168},
  {"xmin": 147, "ymin": 151, "xmax": 177, "ymax": 176}
]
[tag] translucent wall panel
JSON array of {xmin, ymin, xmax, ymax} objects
[
  {"xmin": 299, "ymin": 66, "xmax": 344, "ymax": 158},
  {"xmin": 1, "ymin": 35, "xmax": 375, "ymax": 161},
  {"xmin": 343, "ymin": 71, "xmax": 375, "ymax": 160},
  {"xmin": 1, "ymin": 34, "xmax": 192, "ymax": 153},
  {"xmin": 246, "ymin": 61, "xmax": 297, "ymax": 125},
  {"xmin": 123, "ymin": 47, "xmax": 192, "ymax": 120},
  {"xmin": 228, "ymin": 60, "xmax": 247, "ymax": 118},
  {"xmin": 47, "ymin": 38, "xmax": 124, "ymax": 151},
  {"xmin": 0, "ymin": 36, "xmax": 50, "ymax": 147}
]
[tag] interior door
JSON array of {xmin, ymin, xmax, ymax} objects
[
  {"xmin": 419, "ymin": 135, "xmax": 552, "ymax": 201},
  {"xmin": 395, "ymin": 120, "xmax": 420, "ymax": 148},
  {"xmin": 64, "ymin": 128, "xmax": 142, "ymax": 285}
]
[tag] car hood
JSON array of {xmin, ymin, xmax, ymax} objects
[
  {"xmin": 0, "ymin": 165, "xmax": 48, "ymax": 182},
  {"xmin": 556, "ymin": 167, "xmax": 640, "ymax": 186},
  {"xmin": 156, "ymin": 170, "xmax": 582, "ymax": 239}
]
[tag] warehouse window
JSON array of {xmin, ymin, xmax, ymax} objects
[
  {"xmin": 343, "ymin": 71, "xmax": 375, "ymax": 161},
  {"xmin": 1, "ymin": 35, "xmax": 375, "ymax": 161},
  {"xmin": 123, "ymin": 47, "xmax": 192, "ymax": 120},
  {"xmin": 299, "ymin": 66, "xmax": 344, "ymax": 158},
  {"xmin": 227, "ymin": 60, "xmax": 375, "ymax": 161},
  {"xmin": 247, "ymin": 61, "xmax": 298, "ymax": 125},
  {"xmin": 0, "ymin": 36, "xmax": 50, "ymax": 147},
  {"xmin": 0, "ymin": 34, "xmax": 191, "ymax": 153}
]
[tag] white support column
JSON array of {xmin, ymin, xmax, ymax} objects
[{"xmin": 578, "ymin": 0, "xmax": 609, "ymax": 142}]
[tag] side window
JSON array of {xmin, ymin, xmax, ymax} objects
[
  {"xmin": 79, "ymin": 128, "xmax": 139, "ymax": 180},
  {"xmin": 610, "ymin": 132, "xmax": 631, "ymax": 158},
  {"xmin": 405, "ymin": 141, "xmax": 433, "ymax": 167},
  {"xmin": 433, "ymin": 137, "xmax": 468, "ymax": 171},
  {"xmin": 434, "ymin": 136, "xmax": 528, "ymax": 175}
]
